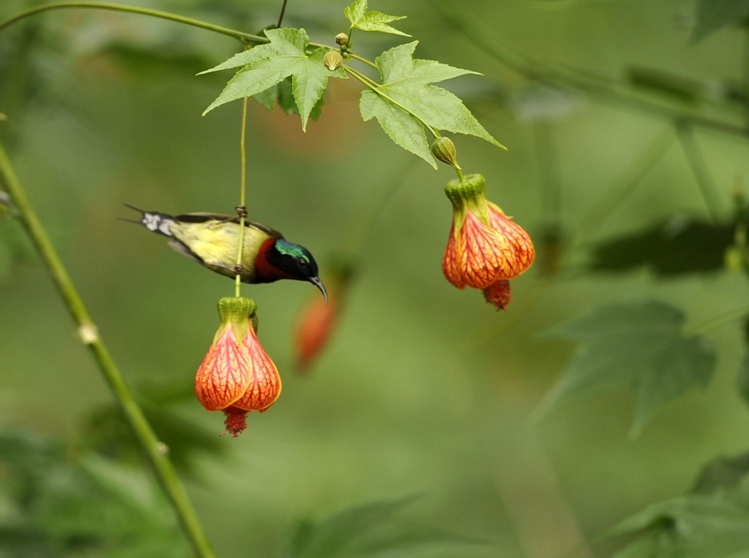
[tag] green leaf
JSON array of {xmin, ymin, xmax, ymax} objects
[
  {"xmin": 344, "ymin": 0, "xmax": 410, "ymax": 36},
  {"xmin": 692, "ymin": 452, "xmax": 749, "ymax": 494},
  {"xmin": 253, "ymin": 76, "xmax": 326, "ymax": 122},
  {"xmin": 360, "ymin": 42, "xmax": 504, "ymax": 166},
  {"xmin": 276, "ymin": 496, "xmax": 486, "ymax": 558},
  {"xmin": 201, "ymin": 28, "xmax": 346, "ymax": 130},
  {"xmin": 589, "ymin": 216, "xmax": 737, "ymax": 277},
  {"xmin": 692, "ymin": 0, "xmax": 749, "ymax": 43},
  {"xmin": 360, "ymin": 90, "xmax": 435, "ymax": 168},
  {"xmin": 607, "ymin": 478, "xmax": 749, "ymax": 558},
  {"xmin": 536, "ymin": 300, "xmax": 717, "ymax": 437}
]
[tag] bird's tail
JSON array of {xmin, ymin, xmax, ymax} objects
[{"xmin": 120, "ymin": 204, "xmax": 175, "ymax": 237}]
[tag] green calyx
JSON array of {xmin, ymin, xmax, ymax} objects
[
  {"xmin": 444, "ymin": 173, "xmax": 490, "ymax": 224},
  {"xmin": 217, "ymin": 297, "xmax": 258, "ymax": 340}
]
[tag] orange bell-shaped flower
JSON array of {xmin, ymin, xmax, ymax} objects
[
  {"xmin": 442, "ymin": 174, "xmax": 535, "ymax": 310},
  {"xmin": 195, "ymin": 297, "xmax": 281, "ymax": 436}
]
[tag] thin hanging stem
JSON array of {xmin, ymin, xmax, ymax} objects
[
  {"xmin": 235, "ymin": 97, "xmax": 249, "ymax": 298},
  {"xmin": 0, "ymin": 143, "xmax": 215, "ymax": 558},
  {"xmin": 276, "ymin": 0, "xmax": 289, "ymax": 28},
  {"xmin": 0, "ymin": 2, "xmax": 266, "ymax": 43}
]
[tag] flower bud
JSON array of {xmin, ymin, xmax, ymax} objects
[
  {"xmin": 324, "ymin": 51, "xmax": 343, "ymax": 71},
  {"xmin": 431, "ymin": 137, "xmax": 460, "ymax": 169},
  {"xmin": 335, "ymin": 33, "xmax": 349, "ymax": 46}
]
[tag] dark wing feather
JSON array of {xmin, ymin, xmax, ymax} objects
[{"xmin": 173, "ymin": 212, "xmax": 283, "ymax": 238}]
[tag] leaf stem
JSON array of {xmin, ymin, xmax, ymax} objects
[
  {"xmin": 0, "ymin": 2, "xmax": 267, "ymax": 43},
  {"xmin": 0, "ymin": 143, "xmax": 215, "ymax": 558},
  {"xmin": 348, "ymin": 52, "xmax": 378, "ymax": 70},
  {"xmin": 343, "ymin": 65, "xmax": 440, "ymax": 138},
  {"xmin": 235, "ymin": 97, "xmax": 249, "ymax": 298}
]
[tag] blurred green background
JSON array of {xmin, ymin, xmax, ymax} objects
[{"xmin": 1, "ymin": 0, "xmax": 749, "ymax": 556}]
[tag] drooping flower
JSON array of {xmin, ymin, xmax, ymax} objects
[
  {"xmin": 442, "ymin": 174, "xmax": 534, "ymax": 310},
  {"xmin": 195, "ymin": 297, "xmax": 282, "ymax": 437},
  {"xmin": 294, "ymin": 262, "xmax": 354, "ymax": 372}
]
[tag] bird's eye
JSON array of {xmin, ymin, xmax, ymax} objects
[{"xmin": 297, "ymin": 257, "xmax": 308, "ymax": 267}]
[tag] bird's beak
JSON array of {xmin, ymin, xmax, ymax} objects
[{"xmin": 309, "ymin": 276, "xmax": 328, "ymax": 303}]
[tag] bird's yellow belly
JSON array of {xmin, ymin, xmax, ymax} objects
[{"xmin": 169, "ymin": 221, "xmax": 269, "ymax": 280}]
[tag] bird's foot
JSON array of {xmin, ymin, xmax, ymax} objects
[
  {"xmin": 235, "ymin": 205, "xmax": 248, "ymax": 219},
  {"xmin": 233, "ymin": 264, "xmax": 243, "ymax": 275}
]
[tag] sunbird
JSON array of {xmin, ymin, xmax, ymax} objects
[{"xmin": 124, "ymin": 205, "xmax": 327, "ymax": 300}]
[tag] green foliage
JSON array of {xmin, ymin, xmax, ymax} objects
[
  {"xmin": 344, "ymin": 0, "xmax": 410, "ymax": 37},
  {"xmin": 0, "ymin": 431, "xmax": 186, "ymax": 558},
  {"xmin": 692, "ymin": 0, "xmax": 749, "ymax": 43},
  {"xmin": 608, "ymin": 455, "xmax": 749, "ymax": 558},
  {"xmin": 738, "ymin": 353, "xmax": 749, "ymax": 406},
  {"xmin": 360, "ymin": 42, "xmax": 503, "ymax": 167},
  {"xmin": 254, "ymin": 76, "xmax": 326, "ymax": 122},
  {"xmin": 276, "ymin": 497, "xmax": 485, "ymax": 558},
  {"xmin": 537, "ymin": 300, "xmax": 716, "ymax": 437},
  {"xmin": 589, "ymin": 217, "xmax": 737, "ymax": 277},
  {"xmin": 0, "ymin": 211, "xmax": 32, "ymax": 280},
  {"xmin": 201, "ymin": 28, "xmax": 346, "ymax": 129},
  {"xmin": 81, "ymin": 399, "xmax": 225, "ymax": 475}
]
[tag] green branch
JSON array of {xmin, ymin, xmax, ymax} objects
[
  {"xmin": 0, "ymin": 1, "xmax": 267, "ymax": 43},
  {"xmin": 0, "ymin": 143, "xmax": 215, "ymax": 558}
]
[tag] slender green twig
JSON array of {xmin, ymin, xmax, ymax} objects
[
  {"xmin": 0, "ymin": 2, "xmax": 266, "ymax": 43},
  {"xmin": 349, "ymin": 52, "xmax": 379, "ymax": 70},
  {"xmin": 686, "ymin": 304, "xmax": 749, "ymax": 336},
  {"xmin": 235, "ymin": 98, "xmax": 249, "ymax": 298},
  {"xmin": 572, "ymin": 128, "xmax": 674, "ymax": 244},
  {"xmin": 344, "ymin": 65, "xmax": 441, "ymax": 138},
  {"xmin": 675, "ymin": 122, "xmax": 722, "ymax": 222},
  {"xmin": 435, "ymin": 4, "xmax": 749, "ymax": 139},
  {"xmin": 0, "ymin": 143, "xmax": 215, "ymax": 558}
]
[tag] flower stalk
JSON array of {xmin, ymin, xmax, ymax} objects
[{"xmin": 0, "ymin": 143, "xmax": 215, "ymax": 558}]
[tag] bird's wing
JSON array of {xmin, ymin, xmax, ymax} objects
[{"xmin": 173, "ymin": 212, "xmax": 283, "ymax": 238}]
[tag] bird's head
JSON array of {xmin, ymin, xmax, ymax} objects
[{"xmin": 263, "ymin": 239, "xmax": 327, "ymax": 301}]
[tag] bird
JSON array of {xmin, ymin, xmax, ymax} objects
[{"xmin": 123, "ymin": 204, "xmax": 327, "ymax": 300}]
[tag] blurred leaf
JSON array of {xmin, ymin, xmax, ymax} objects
[
  {"xmin": 0, "ymin": 431, "xmax": 186, "ymax": 557},
  {"xmin": 82, "ymin": 400, "xmax": 224, "ymax": 475},
  {"xmin": 344, "ymin": 0, "xmax": 410, "ymax": 37},
  {"xmin": 537, "ymin": 300, "xmax": 717, "ymax": 436},
  {"xmin": 360, "ymin": 42, "xmax": 503, "ymax": 168},
  {"xmin": 589, "ymin": 216, "xmax": 737, "ymax": 277},
  {"xmin": 692, "ymin": 452, "xmax": 749, "ymax": 494},
  {"xmin": 608, "ymin": 478, "xmax": 749, "ymax": 558},
  {"xmin": 738, "ymin": 353, "xmax": 749, "ymax": 407},
  {"xmin": 692, "ymin": 0, "xmax": 749, "ymax": 43},
  {"xmin": 201, "ymin": 28, "xmax": 346, "ymax": 129},
  {"xmin": 276, "ymin": 496, "xmax": 486, "ymax": 558}
]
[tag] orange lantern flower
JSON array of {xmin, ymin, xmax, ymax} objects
[
  {"xmin": 442, "ymin": 174, "xmax": 535, "ymax": 310},
  {"xmin": 195, "ymin": 297, "xmax": 281, "ymax": 436}
]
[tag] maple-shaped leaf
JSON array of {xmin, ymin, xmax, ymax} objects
[
  {"xmin": 692, "ymin": 0, "xmax": 749, "ymax": 43},
  {"xmin": 344, "ymin": 0, "xmax": 410, "ymax": 37},
  {"xmin": 536, "ymin": 300, "xmax": 716, "ymax": 437},
  {"xmin": 360, "ymin": 42, "xmax": 504, "ymax": 167},
  {"xmin": 200, "ymin": 28, "xmax": 346, "ymax": 130}
]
